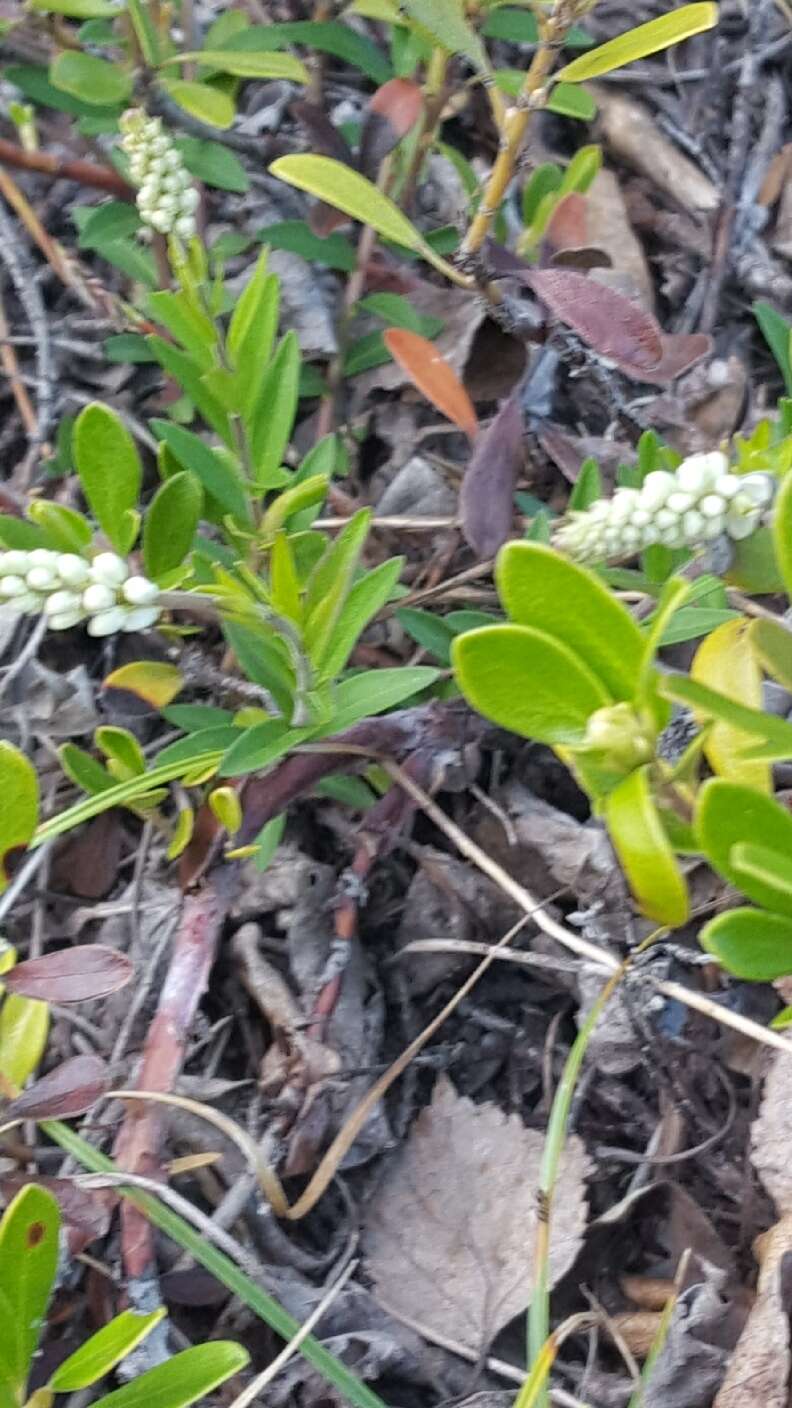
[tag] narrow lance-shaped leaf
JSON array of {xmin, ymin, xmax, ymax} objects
[
  {"xmin": 5, "ymin": 1054, "xmax": 109, "ymax": 1122},
  {"xmin": 461, "ymin": 394, "xmax": 522, "ymax": 559},
  {"xmin": 0, "ymin": 1186, "xmax": 59, "ymax": 1400},
  {"xmin": 383, "ymin": 328, "xmax": 478, "ymax": 441},
  {"xmin": 48, "ymin": 1310, "xmax": 166, "ymax": 1392},
  {"xmin": 4, "ymin": 945, "xmax": 134, "ymax": 1003},
  {"xmin": 88, "ymin": 1341, "xmax": 250, "ymax": 1408},
  {"xmin": 270, "ymin": 155, "xmax": 425, "ymax": 251},
  {"xmin": 0, "ymin": 742, "xmax": 38, "ymax": 892},
  {"xmin": 162, "ymin": 50, "xmax": 308, "ymax": 82},
  {"xmin": 772, "ymin": 469, "xmax": 792, "ymax": 600},
  {"xmin": 401, "ymin": 0, "xmax": 489, "ymax": 70},
  {"xmin": 555, "ymin": 4, "xmax": 718, "ymax": 83}
]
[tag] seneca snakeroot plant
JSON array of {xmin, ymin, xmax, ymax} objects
[
  {"xmin": 553, "ymin": 452, "xmax": 776, "ymax": 563},
  {"xmin": 0, "ymin": 550, "xmax": 161, "ymax": 636},
  {"xmin": 119, "ymin": 108, "xmax": 199, "ymax": 240}
]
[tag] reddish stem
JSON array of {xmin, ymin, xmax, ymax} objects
[{"xmin": 0, "ymin": 139, "xmax": 134, "ymax": 197}]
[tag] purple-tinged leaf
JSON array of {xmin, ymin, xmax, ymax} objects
[
  {"xmin": 634, "ymin": 332, "xmax": 712, "ymax": 385},
  {"xmin": 525, "ymin": 268, "xmax": 664, "ymax": 372},
  {"xmin": 461, "ymin": 394, "xmax": 524, "ymax": 558},
  {"xmin": 5, "ymin": 1055, "xmax": 109, "ymax": 1120},
  {"xmin": 359, "ymin": 78, "xmax": 424, "ymax": 178},
  {"xmin": 5, "ymin": 945, "xmax": 134, "ymax": 1003}
]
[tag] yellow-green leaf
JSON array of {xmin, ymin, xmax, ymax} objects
[
  {"xmin": 556, "ymin": 3, "xmax": 718, "ymax": 82},
  {"xmin": 209, "ymin": 786, "xmax": 243, "ymax": 835},
  {"xmin": 691, "ymin": 617, "xmax": 770, "ymax": 792},
  {"xmin": 160, "ymin": 79, "xmax": 235, "ymax": 129},
  {"xmin": 103, "ymin": 662, "xmax": 184, "ymax": 710},
  {"xmin": 0, "ymin": 743, "xmax": 39, "ymax": 893},
  {"xmin": 164, "ymin": 50, "xmax": 309, "ymax": 82},
  {"xmin": 167, "ymin": 805, "xmax": 194, "ymax": 861},
  {"xmin": 773, "ymin": 469, "xmax": 792, "ymax": 598},
  {"xmin": 604, "ymin": 765, "xmax": 689, "ymax": 927},
  {"xmin": 401, "ymin": 0, "xmax": 488, "ymax": 70},
  {"xmin": 269, "ymin": 155, "xmax": 424, "ymax": 251},
  {"xmin": 0, "ymin": 994, "xmax": 49, "ymax": 1093}
]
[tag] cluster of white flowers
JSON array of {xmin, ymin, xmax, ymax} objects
[
  {"xmin": 119, "ymin": 108, "xmax": 199, "ymax": 240},
  {"xmin": 553, "ymin": 452, "xmax": 775, "ymax": 563},
  {"xmin": 0, "ymin": 550, "xmax": 161, "ymax": 636}
]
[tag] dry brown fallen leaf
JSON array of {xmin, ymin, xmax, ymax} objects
[
  {"xmin": 592, "ymin": 89, "xmax": 719, "ymax": 214},
  {"xmin": 713, "ymin": 1050, "xmax": 792, "ymax": 1406},
  {"xmin": 362, "ymin": 1075, "xmax": 589, "ymax": 1353},
  {"xmin": 584, "ymin": 168, "xmax": 655, "ymax": 311}
]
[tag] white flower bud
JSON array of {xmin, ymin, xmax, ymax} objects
[
  {"xmin": 26, "ymin": 566, "xmax": 58, "ymax": 592},
  {"xmin": 0, "ymin": 575, "xmax": 27, "ymax": 597},
  {"xmin": 121, "ymin": 576, "xmax": 159, "ymax": 606},
  {"xmin": 639, "ymin": 471, "xmax": 675, "ymax": 508},
  {"xmin": 82, "ymin": 582, "xmax": 117, "ymax": 613},
  {"xmin": 0, "ymin": 551, "xmax": 30, "ymax": 575},
  {"xmin": 666, "ymin": 491, "xmax": 695, "ymax": 514},
  {"xmin": 715, "ymin": 474, "xmax": 740, "ymax": 498},
  {"xmin": 91, "ymin": 552, "xmax": 128, "ymax": 586},
  {"xmin": 173, "ymin": 216, "xmax": 196, "ymax": 240},
  {"xmin": 28, "ymin": 548, "xmax": 58, "ymax": 568},
  {"xmin": 48, "ymin": 608, "xmax": 85, "ymax": 631},
  {"xmin": 44, "ymin": 590, "xmax": 83, "ymax": 617},
  {"xmin": 87, "ymin": 606, "xmax": 129, "ymax": 637},
  {"xmin": 56, "ymin": 554, "xmax": 91, "ymax": 587},
  {"xmin": 148, "ymin": 209, "xmax": 172, "ymax": 232},
  {"xmin": 122, "ymin": 605, "xmax": 161, "ymax": 631}
]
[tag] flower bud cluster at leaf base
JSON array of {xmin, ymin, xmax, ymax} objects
[
  {"xmin": 0, "ymin": 550, "xmax": 161, "ymax": 636},
  {"xmin": 120, "ymin": 108, "xmax": 199, "ymax": 240},
  {"xmin": 553, "ymin": 452, "xmax": 776, "ymax": 563}
]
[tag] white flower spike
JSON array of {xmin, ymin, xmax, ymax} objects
[
  {"xmin": 119, "ymin": 109, "xmax": 198, "ymax": 241},
  {"xmin": 0, "ymin": 551, "xmax": 162, "ymax": 637},
  {"xmin": 553, "ymin": 453, "xmax": 775, "ymax": 563}
]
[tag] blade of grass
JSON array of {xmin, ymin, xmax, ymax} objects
[{"xmin": 42, "ymin": 1121, "xmax": 388, "ymax": 1408}]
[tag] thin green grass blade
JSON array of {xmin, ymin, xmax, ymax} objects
[{"xmin": 43, "ymin": 1121, "xmax": 388, "ymax": 1408}]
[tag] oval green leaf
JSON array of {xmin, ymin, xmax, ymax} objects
[
  {"xmin": 89, "ymin": 1342, "xmax": 249, "ymax": 1408},
  {"xmin": 169, "ymin": 50, "xmax": 308, "ymax": 82},
  {"xmin": 696, "ymin": 777, "xmax": 792, "ymax": 918},
  {"xmin": 699, "ymin": 906, "xmax": 792, "ymax": 981},
  {"xmin": 73, "ymin": 403, "xmax": 142, "ymax": 554},
  {"xmin": 452, "ymin": 622, "xmax": 611, "ymax": 746},
  {"xmin": 495, "ymin": 542, "xmax": 643, "ymax": 703},
  {"xmin": 603, "ymin": 765, "xmax": 689, "ymax": 927},
  {"xmin": 773, "ymin": 469, "xmax": 792, "ymax": 599},
  {"xmin": 0, "ymin": 994, "xmax": 49, "ymax": 1091},
  {"xmin": 50, "ymin": 51, "xmax": 133, "ymax": 105},
  {"xmin": 0, "ymin": 742, "xmax": 38, "ymax": 892},
  {"xmin": 731, "ymin": 843, "xmax": 792, "ymax": 907},
  {"xmin": 269, "ymin": 155, "xmax": 424, "ymax": 251},
  {"xmin": 691, "ymin": 617, "xmax": 770, "ymax": 792},
  {"xmin": 49, "ymin": 1311, "xmax": 167, "ymax": 1392},
  {"xmin": 143, "ymin": 471, "xmax": 202, "ymax": 580},
  {"xmin": 160, "ymin": 79, "xmax": 235, "ymax": 129},
  {"xmin": 0, "ymin": 1184, "xmax": 59, "ymax": 1399},
  {"xmin": 555, "ymin": 3, "xmax": 718, "ymax": 82}
]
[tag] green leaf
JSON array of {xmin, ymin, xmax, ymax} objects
[
  {"xmin": 6, "ymin": 63, "xmax": 121, "ymax": 121},
  {"xmin": 219, "ymin": 720, "xmax": 312, "ymax": 777},
  {"xmin": 0, "ymin": 1185, "xmax": 59, "ymax": 1399},
  {"xmin": 73, "ymin": 403, "xmax": 142, "ymax": 553},
  {"xmin": 303, "ymin": 509, "xmax": 372, "ymax": 664},
  {"xmin": 160, "ymin": 79, "xmax": 235, "ymax": 129},
  {"xmin": 731, "ymin": 843, "xmax": 792, "ymax": 907},
  {"xmin": 357, "ymin": 292, "xmax": 444, "ymax": 337},
  {"xmin": 546, "ymin": 82, "xmax": 597, "ymax": 121},
  {"xmin": 397, "ymin": 607, "xmax": 455, "ymax": 664},
  {"xmin": 772, "ymin": 469, "xmax": 792, "ymax": 600},
  {"xmin": 0, "ymin": 516, "xmax": 51, "ymax": 551},
  {"xmin": 452, "ymin": 622, "xmax": 611, "ymax": 745},
  {"xmin": 329, "ymin": 666, "xmax": 438, "ymax": 730},
  {"xmin": 150, "ymin": 421, "xmax": 251, "ymax": 527},
  {"xmin": 147, "ymin": 290, "xmax": 218, "ymax": 370},
  {"xmin": 567, "ymin": 457, "xmax": 602, "ymax": 511},
  {"xmin": 0, "ymin": 995, "xmax": 49, "ymax": 1092},
  {"xmin": 49, "ymin": 1311, "xmax": 167, "ymax": 1392},
  {"xmin": 661, "ymin": 672, "xmax": 792, "ymax": 762},
  {"xmin": 50, "ymin": 51, "xmax": 133, "ymax": 105},
  {"xmin": 213, "ymin": 20, "xmax": 391, "ymax": 84},
  {"xmin": 26, "ymin": 502, "xmax": 92, "ymax": 555},
  {"xmin": 222, "ymin": 621, "xmax": 295, "ymax": 716},
  {"xmin": 270, "ymin": 155, "xmax": 424, "ymax": 251},
  {"xmin": 168, "ymin": 50, "xmax": 308, "ymax": 82},
  {"xmin": 604, "ymin": 765, "xmax": 689, "ymax": 926},
  {"xmin": 250, "ymin": 330, "xmax": 301, "ymax": 486},
  {"xmin": 315, "ymin": 557, "xmax": 404, "ymax": 680},
  {"xmin": 96, "ymin": 726, "xmax": 146, "ymax": 778},
  {"xmin": 496, "ymin": 543, "xmax": 644, "ymax": 703},
  {"xmin": 227, "ymin": 249, "xmax": 279, "ymax": 413},
  {"xmin": 30, "ymin": 0, "xmax": 119, "ymax": 13},
  {"xmin": 177, "ymin": 138, "xmax": 249, "ymax": 193},
  {"xmin": 691, "ymin": 618, "xmax": 770, "ymax": 791},
  {"xmin": 402, "ymin": 0, "xmax": 488, "ymax": 69},
  {"xmin": 725, "ymin": 524, "xmax": 785, "ymax": 594},
  {"xmin": 696, "ymin": 778, "xmax": 792, "ymax": 918},
  {"xmin": 251, "ymin": 813, "xmax": 286, "ymax": 870},
  {"xmin": 76, "ymin": 200, "xmax": 142, "ymax": 249},
  {"xmin": 146, "ymin": 337, "xmax": 232, "ymax": 444},
  {"xmin": 89, "ymin": 1342, "xmax": 249, "ymax": 1408},
  {"xmin": 257, "ymin": 219, "xmax": 356, "ymax": 271},
  {"xmin": 104, "ymin": 661, "xmax": 184, "ymax": 711},
  {"xmin": 59, "ymin": 742, "xmax": 116, "ymax": 796},
  {"xmin": 699, "ymin": 907, "xmax": 792, "ymax": 981},
  {"xmin": 754, "ymin": 300, "xmax": 792, "ymax": 395},
  {"xmin": 555, "ymin": 3, "xmax": 718, "ymax": 81},
  {"xmin": 209, "ymin": 785, "xmax": 243, "ymax": 834},
  {"xmin": 143, "ymin": 472, "xmax": 202, "ymax": 580},
  {"xmin": 0, "ymin": 742, "xmax": 39, "ymax": 892}
]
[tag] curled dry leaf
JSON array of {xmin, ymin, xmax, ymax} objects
[
  {"xmin": 383, "ymin": 328, "xmax": 479, "ymax": 440},
  {"xmin": 4, "ymin": 944, "xmax": 134, "ymax": 1003},
  {"xmin": 362, "ymin": 1076, "xmax": 588, "ymax": 1352},
  {"xmin": 5, "ymin": 1054, "xmax": 109, "ymax": 1120},
  {"xmin": 359, "ymin": 79, "xmax": 424, "ymax": 178},
  {"xmin": 460, "ymin": 393, "xmax": 523, "ymax": 558}
]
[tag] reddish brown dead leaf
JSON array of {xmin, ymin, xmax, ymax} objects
[
  {"xmin": 52, "ymin": 811, "xmax": 124, "ymax": 899},
  {"xmin": 5, "ymin": 1054, "xmax": 109, "ymax": 1120},
  {"xmin": 359, "ymin": 79, "xmax": 423, "ymax": 178},
  {"xmin": 0, "ymin": 1176, "xmax": 112, "ymax": 1255},
  {"xmin": 637, "ymin": 332, "xmax": 713, "ymax": 385},
  {"xmin": 5, "ymin": 944, "xmax": 134, "ymax": 1003},
  {"xmin": 543, "ymin": 191, "xmax": 589, "ymax": 255},
  {"xmin": 525, "ymin": 267, "xmax": 664, "ymax": 373},
  {"xmin": 460, "ymin": 393, "xmax": 523, "ymax": 558},
  {"xmin": 383, "ymin": 328, "xmax": 479, "ymax": 440}
]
